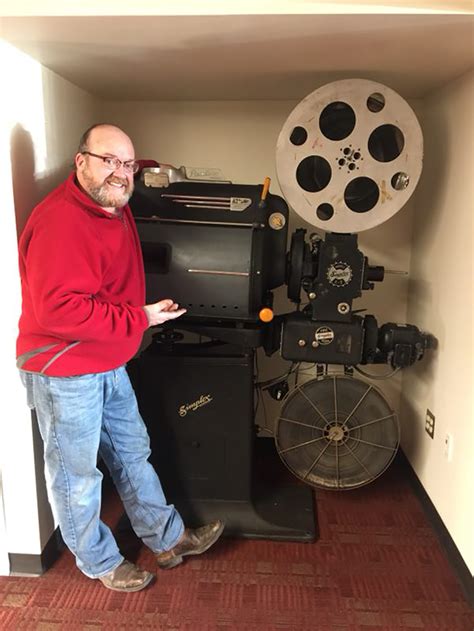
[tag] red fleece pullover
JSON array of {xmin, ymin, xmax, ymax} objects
[{"xmin": 16, "ymin": 172, "xmax": 149, "ymax": 376}]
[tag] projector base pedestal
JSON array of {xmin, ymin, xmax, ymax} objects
[
  {"xmin": 126, "ymin": 343, "xmax": 317, "ymax": 543},
  {"xmin": 169, "ymin": 438, "xmax": 316, "ymax": 542}
]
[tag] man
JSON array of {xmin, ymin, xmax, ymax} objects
[{"xmin": 16, "ymin": 123, "xmax": 224, "ymax": 592}]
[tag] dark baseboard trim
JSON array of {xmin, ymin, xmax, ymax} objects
[
  {"xmin": 398, "ymin": 449, "xmax": 474, "ymax": 608},
  {"xmin": 9, "ymin": 528, "xmax": 64, "ymax": 576}
]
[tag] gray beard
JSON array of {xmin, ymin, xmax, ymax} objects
[{"xmin": 88, "ymin": 181, "xmax": 133, "ymax": 208}]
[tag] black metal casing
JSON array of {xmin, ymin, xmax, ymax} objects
[
  {"xmin": 281, "ymin": 313, "xmax": 365, "ymax": 364},
  {"xmin": 129, "ymin": 180, "xmax": 289, "ymax": 322}
]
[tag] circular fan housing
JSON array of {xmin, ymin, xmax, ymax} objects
[
  {"xmin": 275, "ymin": 375, "xmax": 399, "ymax": 490},
  {"xmin": 276, "ymin": 79, "xmax": 423, "ymax": 233}
]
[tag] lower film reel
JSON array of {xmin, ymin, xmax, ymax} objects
[
  {"xmin": 275, "ymin": 375, "xmax": 399, "ymax": 490},
  {"xmin": 276, "ymin": 78, "xmax": 423, "ymax": 233}
]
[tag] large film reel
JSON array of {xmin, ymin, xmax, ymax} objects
[
  {"xmin": 275, "ymin": 376, "xmax": 399, "ymax": 490},
  {"xmin": 276, "ymin": 78, "xmax": 423, "ymax": 233}
]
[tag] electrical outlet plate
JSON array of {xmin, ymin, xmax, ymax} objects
[
  {"xmin": 444, "ymin": 433, "xmax": 453, "ymax": 462},
  {"xmin": 425, "ymin": 409, "xmax": 435, "ymax": 438}
]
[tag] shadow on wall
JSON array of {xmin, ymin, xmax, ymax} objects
[
  {"xmin": 10, "ymin": 124, "xmax": 37, "ymax": 238},
  {"xmin": 10, "ymin": 123, "xmax": 71, "ymax": 238},
  {"xmin": 399, "ymin": 302, "xmax": 439, "ymax": 457},
  {"xmin": 399, "ymin": 349, "xmax": 438, "ymax": 464},
  {"xmin": 410, "ymin": 104, "xmax": 449, "ymax": 253}
]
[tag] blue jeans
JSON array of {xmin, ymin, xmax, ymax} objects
[{"xmin": 20, "ymin": 366, "xmax": 184, "ymax": 578}]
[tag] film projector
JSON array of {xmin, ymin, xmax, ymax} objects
[{"xmin": 128, "ymin": 79, "xmax": 435, "ymax": 541}]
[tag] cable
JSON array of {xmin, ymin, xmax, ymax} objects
[
  {"xmin": 256, "ymin": 362, "xmax": 299, "ymax": 389},
  {"xmin": 257, "ymin": 425, "xmax": 275, "ymax": 437},
  {"xmin": 260, "ymin": 383, "xmax": 269, "ymax": 430},
  {"xmin": 256, "ymin": 360, "xmax": 324, "ymax": 391},
  {"xmin": 254, "ymin": 382, "xmax": 260, "ymax": 415}
]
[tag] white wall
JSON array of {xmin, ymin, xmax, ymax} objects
[
  {"xmin": 400, "ymin": 69, "xmax": 474, "ymax": 574},
  {"xmin": 0, "ymin": 40, "xmax": 98, "ymax": 573}
]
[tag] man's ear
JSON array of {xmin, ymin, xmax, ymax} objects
[{"xmin": 75, "ymin": 152, "xmax": 85, "ymax": 170}]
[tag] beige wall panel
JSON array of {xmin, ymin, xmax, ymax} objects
[{"xmin": 401, "ymin": 69, "xmax": 474, "ymax": 574}]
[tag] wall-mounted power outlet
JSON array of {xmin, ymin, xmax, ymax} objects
[
  {"xmin": 425, "ymin": 409, "xmax": 435, "ymax": 438},
  {"xmin": 444, "ymin": 432, "xmax": 454, "ymax": 462}
]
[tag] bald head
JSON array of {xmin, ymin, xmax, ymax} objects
[{"xmin": 77, "ymin": 123, "xmax": 134, "ymax": 156}]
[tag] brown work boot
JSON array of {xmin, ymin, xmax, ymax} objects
[
  {"xmin": 98, "ymin": 560, "xmax": 154, "ymax": 592},
  {"xmin": 155, "ymin": 519, "xmax": 225, "ymax": 569}
]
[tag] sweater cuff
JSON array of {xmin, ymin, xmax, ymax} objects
[
  {"xmin": 133, "ymin": 305, "xmax": 150, "ymax": 330},
  {"xmin": 141, "ymin": 306, "xmax": 151, "ymax": 327}
]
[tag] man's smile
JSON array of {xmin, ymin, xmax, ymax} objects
[{"xmin": 106, "ymin": 177, "xmax": 128, "ymax": 189}]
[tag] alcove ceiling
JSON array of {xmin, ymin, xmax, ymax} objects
[{"xmin": 1, "ymin": 13, "xmax": 473, "ymax": 100}]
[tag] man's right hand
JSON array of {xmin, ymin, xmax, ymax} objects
[{"xmin": 143, "ymin": 299, "xmax": 187, "ymax": 327}]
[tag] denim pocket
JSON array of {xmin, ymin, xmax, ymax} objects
[{"xmin": 19, "ymin": 370, "xmax": 36, "ymax": 409}]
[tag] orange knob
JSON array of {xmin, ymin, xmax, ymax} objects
[{"xmin": 259, "ymin": 307, "xmax": 274, "ymax": 323}]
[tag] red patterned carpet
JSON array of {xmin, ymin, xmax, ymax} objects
[{"xmin": 0, "ymin": 452, "xmax": 472, "ymax": 631}]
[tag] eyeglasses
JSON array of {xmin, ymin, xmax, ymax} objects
[{"xmin": 82, "ymin": 151, "xmax": 140, "ymax": 174}]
